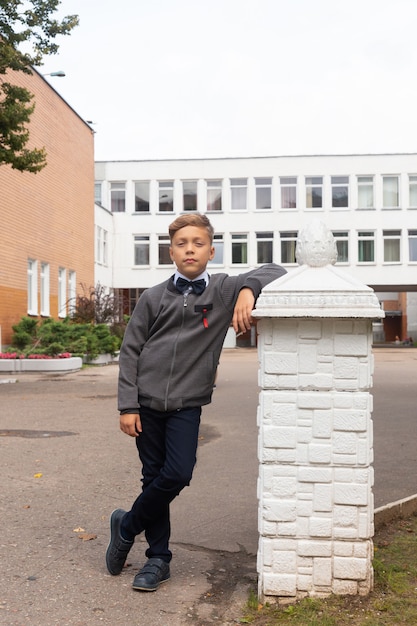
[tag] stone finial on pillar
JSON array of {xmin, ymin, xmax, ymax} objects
[{"xmin": 253, "ymin": 220, "xmax": 384, "ymax": 602}]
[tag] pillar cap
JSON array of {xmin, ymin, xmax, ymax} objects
[{"xmin": 253, "ymin": 220, "xmax": 385, "ymax": 319}]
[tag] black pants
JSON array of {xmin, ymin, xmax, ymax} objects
[{"xmin": 122, "ymin": 405, "xmax": 201, "ymax": 563}]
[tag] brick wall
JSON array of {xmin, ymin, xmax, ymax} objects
[{"xmin": 0, "ymin": 69, "xmax": 94, "ymax": 347}]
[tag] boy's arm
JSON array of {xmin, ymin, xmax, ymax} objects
[
  {"xmin": 120, "ymin": 412, "xmax": 142, "ymax": 437},
  {"xmin": 232, "ymin": 288, "xmax": 255, "ymax": 333}
]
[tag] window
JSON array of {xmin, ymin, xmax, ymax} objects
[
  {"xmin": 94, "ymin": 181, "xmax": 102, "ymax": 206},
  {"xmin": 331, "ymin": 176, "xmax": 349, "ymax": 208},
  {"xmin": 134, "ymin": 235, "xmax": 150, "ymax": 265},
  {"xmin": 110, "ymin": 182, "xmax": 125, "ymax": 212},
  {"xmin": 27, "ymin": 259, "xmax": 38, "ymax": 315},
  {"xmin": 206, "ymin": 180, "xmax": 222, "ymax": 211},
  {"xmin": 357, "ymin": 176, "xmax": 374, "ymax": 209},
  {"xmin": 280, "ymin": 177, "xmax": 297, "ymax": 209},
  {"xmin": 231, "ymin": 234, "xmax": 248, "ymax": 264},
  {"xmin": 135, "ymin": 181, "xmax": 150, "ymax": 212},
  {"xmin": 383, "ymin": 176, "xmax": 399, "ymax": 208},
  {"xmin": 40, "ymin": 262, "xmax": 50, "ymax": 316},
  {"xmin": 182, "ymin": 180, "xmax": 198, "ymax": 211},
  {"xmin": 158, "ymin": 181, "xmax": 174, "ymax": 212},
  {"xmin": 96, "ymin": 227, "xmax": 108, "ymax": 265},
  {"xmin": 358, "ymin": 231, "xmax": 375, "ymax": 263},
  {"xmin": 383, "ymin": 230, "xmax": 401, "ymax": 263},
  {"xmin": 158, "ymin": 235, "xmax": 172, "ymax": 264},
  {"xmin": 68, "ymin": 271, "xmax": 76, "ymax": 316},
  {"xmin": 409, "ymin": 175, "xmax": 417, "ymax": 208},
  {"xmin": 280, "ymin": 231, "xmax": 298, "ymax": 264},
  {"xmin": 256, "ymin": 232, "xmax": 273, "ymax": 264},
  {"xmin": 58, "ymin": 267, "xmax": 66, "ymax": 317},
  {"xmin": 408, "ymin": 230, "xmax": 417, "ymax": 261},
  {"xmin": 208, "ymin": 234, "xmax": 224, "ymax": 264},
  {"xmin": 255, "ymin": 177, "xmax": 272, "ymax": 210},
  {"xmin": 305, "ymin": 177, "xmax": 323, "ymax": 209},
  {"xmin": 332, "ymin": 231, "xmax": 349, "ymax": 263},
  {"xmin": 230, "ymin": 178, "xmax": 247, "ymax": 211}
]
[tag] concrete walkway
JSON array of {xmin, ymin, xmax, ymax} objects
[{"xmin": 1, "ymin": 348, "xmax": 416, "ymax": 625}]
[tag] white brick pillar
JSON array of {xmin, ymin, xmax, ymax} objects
[{"xmin": 253, "ymin": 221, "xmax": 384, "ymax": 602}]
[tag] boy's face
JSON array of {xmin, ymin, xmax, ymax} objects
[{"xmin": 169, "ymin": 225, "xmax": 215, "ymax": 279}]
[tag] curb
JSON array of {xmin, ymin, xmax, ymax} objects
[{"xmin": 375, "ymin": 494, "xmax": 417, "ymax": 530}]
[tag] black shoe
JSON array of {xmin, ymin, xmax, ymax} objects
[
  {"xmin": 105, "ymin": 508, "xmax": 134, "ymax": 575},
  {"xmin": 132, "ymin": 558, "xmax": 170, "ymax": 591}
]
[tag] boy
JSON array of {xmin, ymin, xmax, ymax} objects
[{"xmin": 106, "ymin": 213, "xmax": 286, "ymax": 591}]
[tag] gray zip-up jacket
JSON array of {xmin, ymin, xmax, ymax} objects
[{"xmin": 118, "ymin": 264, "xmax": 286, "ymax": 413}]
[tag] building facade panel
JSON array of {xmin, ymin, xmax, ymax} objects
[{"xmin": 0, "ymin": 69, "xmax": 94, "ymax": 347}]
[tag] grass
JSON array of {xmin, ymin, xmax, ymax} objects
[{"xmin": 239, "ymin": 514, "xmax": 417, "ymax": 625}]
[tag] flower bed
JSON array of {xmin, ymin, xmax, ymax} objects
[{"xmin": 0, "ymin": 353, "xmax": 82, "ymax": 373}]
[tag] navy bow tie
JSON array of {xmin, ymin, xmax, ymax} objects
[{"xmin": 176, "ymin": 277, "xmax": 206, "ymax": 295}]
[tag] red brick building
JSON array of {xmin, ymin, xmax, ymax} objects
[{"xmin": 0, "ymin": 68, "xmax": 94, "ymax": 348}]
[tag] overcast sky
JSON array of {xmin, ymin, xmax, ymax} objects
[{"xmin": 41, "ymin": 0, "xmax": 417, "ymax": 161}]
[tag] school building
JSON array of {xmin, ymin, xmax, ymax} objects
[
  {"xmin": 94, "ymin": 154, "xmax": 417, "ymax": 344},
  {"xmin": 0, "ymin": 67, "xmax": 95, "ymax": 348}
]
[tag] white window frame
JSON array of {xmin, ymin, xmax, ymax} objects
[
  {"xmin": 256, "ymin": 231, "xmax": 274, "ymax": 264},
  {"xmin": 332, "ymin": 231, "xmax": 349, "ymax": 264},
  {"xmin": 158, "ymin": 181, "xmax": 174, "ymax": 213},
  {"xmin": 331, "ymin": 176, "xmax": 349, "ymax": 209},
  {"xmin": 40, "ymin": 262, "xmax": 50, "ymax": 316},
  {"xmin": 280, "ymin": 177, "xmax": 297, "ymax": 210},
  {"xmin": 408, "ymin": 175, "xmax": 417, "ymax": 208},
  {"xmin": 357, "ymin": 176, "xmax": 374, "ymax": 209},
  {"xmin": 208, "ymin": 234, "xmax": 224, "ymax": 265},
  {"xmin": 280, "ymin": 231, "xmax": 298, "ymax": 264},
  {"xmin": 408, "ymin": 229, "xmax": 417, "ymax": 262},
  {"xmin": 255, "ymin": 177, "xmax": 272, "ymax": 210},
  {"xmin": 230, "ymin": 178, "xmax": 248, "ymax": 211},
  {"xmin": 27, "ymin": 259, "xmax": 38, "ymax": 315},
  {"xmin": 206, "ymin": 180, "xmax": 222, "ymax": 212},
  {"xmin": 305, "ymin": 177, "xmax": 323, "ymax": 209},
  {"xmin": 134, "ymin": 235, "xmax": 150, "ymax": 266},
  {"xmin": 383, "ymin": 230, "xmax": 401, "ymax": 264},
  {"xmin": 357, "ymin": 231, "xmax": 375, "ymax": 264},
  {"xmin": 68, "ymin": 271, "xmax": 76, "ymax": 316},
  {"xmin": 158, "ymin": 235, "xmax": 172, "ymax": 265},
  {"xmin": 58, "ymin": 267, "xmax": 67, "ymax": 318},
  {"xmin": 134, "ymin": 181, "xmax": 150, "ymax": 213},
  {"xmin": 110, "ymin": 181, "xmax": 126, "ymax": 212},
  {"xmin": 382, "ymin": 175, "xmax": 400, "ymax": 209},
  {"xmin": 231, "ymin": 233, "xmax": 248, "ymax": 264},
  {"xmin": 182, "ymin": 180, "xmax": 198, "ymax": 212}
]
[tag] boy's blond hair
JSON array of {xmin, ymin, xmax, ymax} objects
[{"xmin": 169, "ymin": 213, "xmax": 214, "ymax": 243}]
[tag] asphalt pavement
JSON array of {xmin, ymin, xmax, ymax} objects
[{"xmin": 1, "ymin": 347, "xmax": 416, "ymax": 626}]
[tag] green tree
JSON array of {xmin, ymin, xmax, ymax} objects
[{"xmin": 0, "ymin": 0, "xmax": 79, "ymax": 173}]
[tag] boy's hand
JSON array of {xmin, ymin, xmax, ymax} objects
[
  {"xmin": 232, "ymin": 288, "xmax": 255, "ymax": 333},
  {"xmin": 120, "ymin": 413, "xmax": 142, "ymax": 437}
]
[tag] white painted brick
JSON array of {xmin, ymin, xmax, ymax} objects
[
  {"xmin": 297, "ymin": 427, "xmax": 313, "ymax": 443},
  {"xmin": 298, "ymin": 540, "xmax": 332, "ymax": 557},
  {"xmin": 299, "ymin": 320, "xmax": 322, "ymax": 339},
  {"xmin": 263, "ymin": 500, "xmax": 296, "ymax": 522},
  {"xmin": 334, "ymin": 542, "xmax": 354, "ymax": 557},
  {"xmin": 265, "ymin": 352, "xmax": 298, "ymax": 374},
  {"xmin": 277, "ymin": 374, "xmax": 299, "ymax": 389},
  {"xmin": 297, "ymin": 500, "xmax": 313, "ymax": 517},
  {"xmin": 297, "ymin": 518, "xmax": 310, "ymax": 536},
  {"xmin": 296, "ymin": 443, "xmax": 309, "ymax": 464},
  {"xmin": 308, "ymin": 443, "xmax": 332, "ymax": 464},
  {"xmin": 313, "ymin": 484, "xmax": 333, "ymax": 511},
  {"xmin": 298, "ymin": 393, "xmax": 333, "ymax": 409},
  {"xmin": 277, "ymin": 522, "xmax": 297, "ymax": 536},
  {"xmin": 299, "ymin": 373, "xmax": 333, "ymax": 390},
  {"xmin": 298, "ymin": 344, "xmax": 318, "ymax": 373},
  {"xmin": 312, "ymin": 410, "xmax": 333, "ymax": 438},
  {"xmin": 309, "ymin": 517, "xmax": 333, "ymax": 537},
  {"xmin": 313, "ymin": 558, "xmax": 332, "ymax": 586},
  {"xmin": 333, "ymin": 505, "xmax": 358, "ymax": 527},
  {"xmin": 332, "ymin": 579, "xmax": 358, "ymax": 595},
  {"xmin": 298, "ymin": 467, "xmax": 333, "ymax": 483},
  {"xmin": 263, "ymin": 426, "xmax": 297, "ymax": 448},
  {"xmin": 334, "ymin": 334, "xmax": 368, "ymax": 356},
  {"xmin": 271, "ymin": 402, "xmax": 297, "ymax": 426},
  {"xmin": 334, "ymin": 357, "xmax": 359, "ymax": 379},
  {"xmin": 272, "ymin": 477, "xmax": 297, "ymax": 498},
  {"xmin": 334, "ymin": 432, "xmax": 358, "ymax": 454},
  {"xmin": 298, "ymin": 574, "xmax": 313, "ymax": 591},
  {"xmin": 272, "ymin": 550, "xmax": 297, "ymax": 573},
  {"xmin": 334, "ymin": 484, "xmax": 369, "ymax": 506},
  {"xmin": 333, "ymin": 409, "xmax": 367, "ymax": 432},
  {"xmin": 334, "ymin": 557, "xmax": 368, "ymax": 580},
  {"xmin": 263, "ymin": 574, "xmax": 297, "ymax": 596}
]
